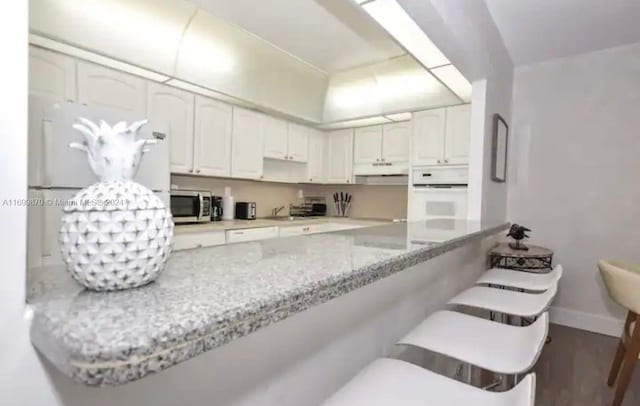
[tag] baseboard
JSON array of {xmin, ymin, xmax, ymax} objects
[{"xmin": 549, "ymin": 306, "xmax": 624, "ymax": 337}]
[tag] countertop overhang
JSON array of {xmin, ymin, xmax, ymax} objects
[{"xmin": 27, "ymin": 219, "xmax": 508, "ymax": 386}]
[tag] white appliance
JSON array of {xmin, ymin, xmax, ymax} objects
[
  {"xmin": 408, "ymin": 166, "xmax": 468, "ymax": 221},
  {"xmin": 27, "ymin": 95, "xmax": 170, "ymax": 269}
]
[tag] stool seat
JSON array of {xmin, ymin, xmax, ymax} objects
[
  {"xmin": 477, "ymin": 264, "xmax": 563, "ymax": 291},
  {"xmin": 323, "ymin": 358, "xmax": 536, "ymax": 406},
  {"xmin": 448, "ymin": 282, "xmax": 557, "ymax": 318},
  {"xmin": 397, "ymin": 311, "xmax": 548, "ymax": 374}
]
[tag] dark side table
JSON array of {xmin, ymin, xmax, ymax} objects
[{"xmin": 489, "ymin": 243, "xmax": 554, "ymax": 271}]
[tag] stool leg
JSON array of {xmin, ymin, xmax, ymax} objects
[
  {"xmin": 611, "ymin": 314, "xmax": 640, "ymax": 406},
  {"xmin": 608, "ymin": 311, "xmax": 634, "ymax": 386}
]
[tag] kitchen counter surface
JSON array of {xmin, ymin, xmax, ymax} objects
[
  {"xmin": 27, "ymin": 219, "xmax": 509, "ymax": 386},
  {"xmin": 173, "ymin": 216, "xmax": 392, "ymax": 233}
]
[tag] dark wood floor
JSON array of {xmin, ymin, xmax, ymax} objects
[{"xmin": 534, "ymin": 324, "xmax": 640, "ymax": 406}]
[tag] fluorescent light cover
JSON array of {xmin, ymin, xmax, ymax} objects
[
  {"xmin": 29, "ymin": 34, "xmax": 171, "ymax": 82},
  {"xmin": 431, "ymin": 64, "xmax": 472, "ymax": 102},
  {"xmin": 363, "ymin": 0, "xmax": 449, "ymax": 68},
  {"xmin": 318, "ymin": 116, "xmax": 392, "ymax": 130},
  {"xmin": 384, "ymin": 112, "xmax": 412, "ymax": 121}
]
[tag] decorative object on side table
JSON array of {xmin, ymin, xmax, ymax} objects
[
  {"xmin": 491, "ymin": 113, "xmax": 508, "ymax": 182},
  {"xmin": 59, "ymin": 118, "xmax": 174, "ymax": 291},
  {"xmin": 506, "ymin": 223, "xmax": 531, "ymax": 251},
  {"xmin": 489, "ymin": 243, "xmax": 554, "ymax": 271}
]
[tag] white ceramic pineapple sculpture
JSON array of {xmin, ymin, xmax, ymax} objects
[{"xmin": 59, "ymin": 118, "xmax": 174, "ymax": 291}]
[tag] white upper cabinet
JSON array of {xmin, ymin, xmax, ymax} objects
[
  {"xmin": 412, "ymin": 108, "xmax": 446, "ymax": 165},
  {"xmin": 232, "ymin": 107, "xmax": 264, "ymax": 179},
  {"xmin": 382, "ymin": 122, "xmax": 411, "ymax": 163},
  {"xmin": 287, "ymin": 123, "xmax": 309, "ymax": 162},
  {"xmin": 194, "ymin": 96, "xmax": 233, "ymax": 177},
  {"xmin": 147, "ymin": 82, "xmax": 195, "ymax": 174},
  {"xmin": 326, "ymin": 129, "xmax": 353, "ymax": 184},
  {"xmin": 263, "ymin": 116, "xmax": 289, "ymax": 160},
  {"xmin": 306, "ymin": 128, "xmax": 325, "ymax": 183},
  {"xmin": 354, "ymin": 126, "xmax": 383, "ymax": 164},
  {"xmin": 444, "ymin": 104, "xmax": 471, "ymax": 165},
  {"xmin": 263, "ymin": 119, "xmax": 309, "ymax": 162},
  {"xmin": 29, "ymin": 46, "xmax": 76, "ymax": 101},
  {"xmin": 77, "ymin": 61, "xmax": 146, "ymax": 115}
]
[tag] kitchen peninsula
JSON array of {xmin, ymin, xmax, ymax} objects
[{"xmin": 28, "ymin": 219, "xmax": 507, "ymax": 392}]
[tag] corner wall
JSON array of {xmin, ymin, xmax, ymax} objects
[{"xmin": 508, "ymin": 43, "xmax": 640, "ymax": 336}]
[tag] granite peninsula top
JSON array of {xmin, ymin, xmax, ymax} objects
[{"xmin": 27, "ymin": 219, "xmax": 508, "ymax": 386}]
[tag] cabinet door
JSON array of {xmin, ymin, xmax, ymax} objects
[
  {"xmin": 194, "ymin": 96, "xmax": 233, "ymax": 177},
  {"xmin": 382, "ymin": 122, "xmax": 410, "ymax": 163},
  {"xmin": 354, "ymin": 125, "xmax": 383, "ymax": 164},
  {"xmin": 29, "ymin": 46, "xmax": 76, "ymax": 101},
  {"xmin": 231, "ymin": 108, "xmax": 264, "ymax": 179},
  {"xmin": 173, "ymin": 231, "xmax": 226, "ymax": 251},
  {"xmin": 147, "ymin": 82, "xmax": 195, "ymax": 174},
  {"xmin": 412, "ymin": 108, "xmax": 446, "ymax": 165},
  {"xmin": 326, "ymin": 129, "xmax": 354, "ymax": 184},
  {"xmin": 444, "ymin": 104, "xmax": 471, "ymax": 165},
  {"xmin": 287, "ymin": 122, "xmax": 309, "ymax": 162},
  {"xmin": 77, "ymin": 62, "xmax": 146, "ymax": 115},
  {"xmin": 263, "ymin": 115, "xmax": 289, "ymax": 160},
  {"xmin": 306, "ymin": 128, "xmax": 325, "ymax": 183}
]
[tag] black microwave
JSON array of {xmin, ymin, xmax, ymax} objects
[{"xmin": 170, "ymin": 190, "xmax": 211, "ymax": 223}]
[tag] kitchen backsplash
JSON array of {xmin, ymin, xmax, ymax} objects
[{"xmin": 171, "ymin": 175, "xmax": 407, "ymax": 220}]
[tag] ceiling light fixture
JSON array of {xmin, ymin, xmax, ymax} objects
[
  {"xmin": 362, "ymin": 0, "xmax": 449, "ymax": 68},
  {"xmin": 430, "ymin": 64, "xmax": 472, "ymax": 102}
]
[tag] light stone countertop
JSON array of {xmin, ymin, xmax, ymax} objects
[
  {"xmin": 173, "ymin": 216, "xmax": 392, "ymax": 233},
  {"xmin": 27, "ymin": 219, "xmax": 509, "ymax": 386}
]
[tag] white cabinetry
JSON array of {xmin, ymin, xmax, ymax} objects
[
  {"xmin": 173, "ymin": 231, "xmax": 226, "ymax": 251},
  {"xmin": 287, "ymin": 122, "xmax": 309, "ymax": 162},
  {"xmin": 263, "ymin": 116, "xmax": 289, "ymax": 160},
  {"xmin": 444, "ymin": 104, "xmax": 471, "ymax": 165},
  {"xmin": 226, "ymin": 227, "xmax": 279, "ymax": 243},
  {"xmin": 147, "ymin": 83, "xmax": 195, "ymax": 174},
  {"xmin": 28, "ymin": 46, "xmax": 76, "ymax": 101},
  {"xmin": 231, "ymin": 107, "xmax": 264, "ymax": 179},
  {"xmin": 306, "ymin": 128, "xmax": 325, "ymax": 183},
  {"xmin": 354, "ymin": 126, "xmax": 383, "ymax": 164},
  {"xmin": 382, "ymin": 122, "xmax": 411, "ymax": 163},
  {"xmin": 412, "ymin": 105, "xmax": 470, "ymax": 166},
  {"xmin": 263, "ymin": 119, "xmax": 309, "ymax": 162},
  {"xmin": 194, "ymin": 96, "xmax": 233, "ymax": 177},
  {"xmin": 325, "ymin": 129, "xmax": 354, "ymax": 184},
  {"xmin": 77, "ymin": 62, "xmax": 146, "ymax": 115}
]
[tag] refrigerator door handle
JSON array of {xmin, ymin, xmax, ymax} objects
[
  {"xmin": 43, "ymin": 120, "xmax": 53, "ymax": 187},
  {"xmin": 41, "ymin": 189, "xmax": 53, "ymax": 257}
]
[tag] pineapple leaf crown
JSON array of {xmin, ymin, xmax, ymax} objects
[{"xmin": 70, "ymin": 117, "xmax": 158, "ymax": 182}]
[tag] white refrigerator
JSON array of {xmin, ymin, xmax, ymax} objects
[{"xmin": 27, "ymin": 95, "xmax": 170, "ymax": 269}]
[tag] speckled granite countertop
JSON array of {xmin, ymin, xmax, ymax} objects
[
  {"xmin": 174, "ymin": 216, "xmax": 392, "ymax": 233},
  {"xmin": 27, "ymin": 219, "xmax": 508, "ymax": 386}
]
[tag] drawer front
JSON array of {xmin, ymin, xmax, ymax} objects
[
  {"xmin": 279, "ymin": 225, "xmax": 313, "ymax": 237},
  {"xmin": 226, "ymin": 226, "xmax": 279, "ymax": 243},
  {"xmin": 173, "ymin": 231, "xmax": 226, "ymax": 251}
]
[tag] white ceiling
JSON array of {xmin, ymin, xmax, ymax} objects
[
  {"xmin": 189, "ymin": 0, "xmax": 405, "ymax": 73},
  {"xmin": 485, "ymin": 0, "xmax": 640, "ymax": 66}
]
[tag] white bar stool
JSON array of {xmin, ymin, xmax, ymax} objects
[
  {"xmin": 323, "ymin": 358, "xmax": 536, "ymax": 406},
  {"xmin": 448, "ymin": 280, "xmax": 558, "ymax": 319},
  {"xmin": 397, "ymin": 311, "xmax": 548, "ymax": 376},
  {"xmin": 477, "ymin": 264, "xmax": 563, "ymax": 292}
]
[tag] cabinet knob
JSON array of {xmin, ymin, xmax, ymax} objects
[
  {"xmin": 346, "ymin": 179, "xmax": 350, "ymax": 183},
  {"xmin": 437, "ymin": 160, "xmax": 441, "ymax": 164},
  {"xmin": 309, "ymin": 178, "xmax": 312, "ymax": 181},
  {"xmin": 444, "ymin": 159, "xmax": 448, "ymax": 163},
  {"xmin": 196, "ymin": 169, "xmax": 201, "ymax": 173},
  {"xmin": 376, "ymin": 158, "xmax": 380, "ymax": 162},
  {"xmin": 188, "ymin": 169, "xmax": 194, "ymax": 173}
]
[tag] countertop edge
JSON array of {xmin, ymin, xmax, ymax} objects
[{"xmin": 31, "ymin": 222, "xmax": 509, "ymax": 386}]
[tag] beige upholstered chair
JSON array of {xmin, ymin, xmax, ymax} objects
[{"xmin": 598, "ymin": 260, "xmax": 640, "ymax": 406}]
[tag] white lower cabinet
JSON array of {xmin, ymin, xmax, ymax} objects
[
  {"xmin": 226, "ymin": 226, "xmax": 279, "ymax": 243},
  {"xmin": 173, "ymin": 231, "xmax": 226, "ymax": 251}
]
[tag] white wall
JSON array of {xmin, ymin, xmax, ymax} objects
[{"xmin": 508, "ymin": 42, "xmax": 640, "ymax": 336}]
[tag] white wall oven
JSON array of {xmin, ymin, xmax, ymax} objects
[{"xmin": 408, "ymin": 166, "xmax": 468, "ymax": 221}]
